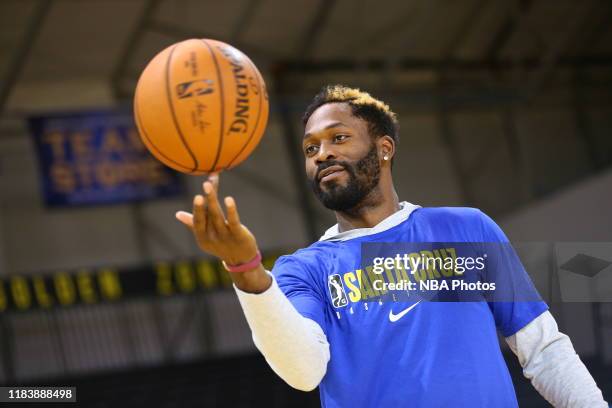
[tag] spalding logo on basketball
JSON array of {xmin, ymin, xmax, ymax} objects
[{"xmin": 134, "ymin": 39, "xmax": 269, "ymax": 174}]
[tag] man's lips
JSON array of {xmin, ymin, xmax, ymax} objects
[{"xmin": 318, "ymin": 165, "xmax": 346, "ymax": 182}]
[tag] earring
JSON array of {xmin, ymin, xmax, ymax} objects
[{"xmin": 383, "ymin": 155, "xmax": 389, "ymax": 161}]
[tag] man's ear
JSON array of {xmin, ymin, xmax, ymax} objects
[{"xmin": 378, "ymin": 135, "xmax": 395, "ymax": 161}]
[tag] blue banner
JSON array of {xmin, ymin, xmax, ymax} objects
[{"xmin": 29, "ymin": 110, "xmax": 184, "ymax": 207}]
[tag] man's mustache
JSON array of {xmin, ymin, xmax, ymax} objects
[{"xmin": 315, "ymin": 161, "xmax": 350, "ymax": 181}]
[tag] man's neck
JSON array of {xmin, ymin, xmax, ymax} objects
[{"xmin": 335, "ymin": 188, "xmax": 400, "ymax": 233}]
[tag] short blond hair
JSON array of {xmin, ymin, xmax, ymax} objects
[{"xmin": 302, "ymin": 85, "xmax": 399, "ymax": 143}]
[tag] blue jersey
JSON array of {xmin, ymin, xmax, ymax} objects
[{"xmin": 272, "ymin": 204, "xmax": 548, "ymax": 408}]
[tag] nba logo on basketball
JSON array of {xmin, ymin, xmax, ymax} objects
[
  {"xmin": 328, "ymin": 275, "xmax": 348, "ymax": 308},
  {"xmin": 176, "ymin": 79, "xmax": 214, "ymax": 99}
]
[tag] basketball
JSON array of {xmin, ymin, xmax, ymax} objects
[{"xmin": 133, "ymin": 38, "xmax": 269, "ymax": 174}]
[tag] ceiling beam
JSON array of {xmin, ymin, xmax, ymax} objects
[
  {"xmin": 230, "ymin": 0, "xmax": 262, "ymax": 43},
  {"xmin": 296, "ymin": 0, "xmax": 338, "ymax": 58},
  {"xmin": 110, "ymin": 0, "xmax": 162, "ymax": 101},
  {"xmin": 278, "ymin": 55, "xmax": 612, "ymax": 73},
  {"xmin": 442, "ymin": 0, "xmax": 487, "ymax": 59},
  {"xmin": 348, "ymin": 0, "xmax": 435, "ymax": 54},
  {"xmin": 523, "ymin": 1, "xmax": 597, "ymax": 101},
  {"xmin": 567, "ymin": 0, "xmax": 612, "ymax": 57},
  {"xmin": 0, "ymin": 0, "xmax": 52, "ymax": 116},
  {"xmin": 485, "ymin": 0, "xmax": 535, "ymax": 60},
  {"xmin": 146, "ymin": 19, "xmax": 281, "ymax": 61}
]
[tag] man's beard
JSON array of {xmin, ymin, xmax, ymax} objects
[{"xmin": 310, "ymin": 143, "xmax": 381, "ymax": 212}]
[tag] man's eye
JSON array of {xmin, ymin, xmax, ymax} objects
[
  {"xmin": 334, "ymin": 134, "xmax": 348, "ymax": 142},
  {"xmin": 305, "ymin": 145, "xmax": 318, "ymax": 155}
]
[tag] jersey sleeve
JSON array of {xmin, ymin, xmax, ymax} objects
[
  {"xmin": 477, "ymin": 210, "xmax": 549, "ymax": 337},
  {"xmin": 272, "ymin": 255, "xmax": 327, "ymax": 332}
]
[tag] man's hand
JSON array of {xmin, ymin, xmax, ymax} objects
[{"xmin": 175, "ymin": 173, "xmax": 272, "ymax": 293}]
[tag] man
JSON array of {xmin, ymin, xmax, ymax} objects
[{"xmin": 176, "ymin": 85, "xmax": 607, "ymax": 407}]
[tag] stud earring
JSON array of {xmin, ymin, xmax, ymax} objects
[{"xmin": 383, "ymin": 155, "xmax": 389, "ymax": 161}]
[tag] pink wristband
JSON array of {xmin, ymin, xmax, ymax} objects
[{"xmin": 222, "ymin": 250, "xmax": 262, "ymax": 273}]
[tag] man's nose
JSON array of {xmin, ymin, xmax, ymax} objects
[{"xmin": 315, "ymin": 142, "xmax": 336, "ymax": 164}]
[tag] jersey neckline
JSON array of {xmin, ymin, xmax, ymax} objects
[{"xmin": 318, "ymin": 201, "xmax": 421, "ymax": 242}]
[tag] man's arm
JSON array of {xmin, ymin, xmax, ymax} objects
[
  {"xmin": 505, "ymin": 311, "xmax": 607, "ymax": 407},
  {"xmin": 234, "ymin": 273, "xmax": 329, "ymax": 391},
  {"xmin": 175, "ymin": 174, "xmax": 329, "ymax": 391},
  {"xmin": 475, "ymin": 210, "xmax": 607, "ymax": 406}
]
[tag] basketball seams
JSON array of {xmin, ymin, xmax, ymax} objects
[
  {"xmin": 226, "ymin": 55, "xmax": 264, "ymax": 169},
  {"xmin": 201, "ymin": 39, "xmax": 225, "ymax": 173},
  {"xmin": 166, "ymin": 43, "xmax": 200, "ymax": 172},
  {"xmin": 134, "ymin": 92, "xmax": 195, "ymax": 173}
]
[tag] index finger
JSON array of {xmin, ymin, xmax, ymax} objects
[{"xmin": 207, "ymin": 172, "xmax": 220, "ymax": 194}]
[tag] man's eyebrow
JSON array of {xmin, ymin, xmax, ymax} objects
[{"xmin": 303, "ymin": 121, "xmax": 347, "ymax": 139}]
